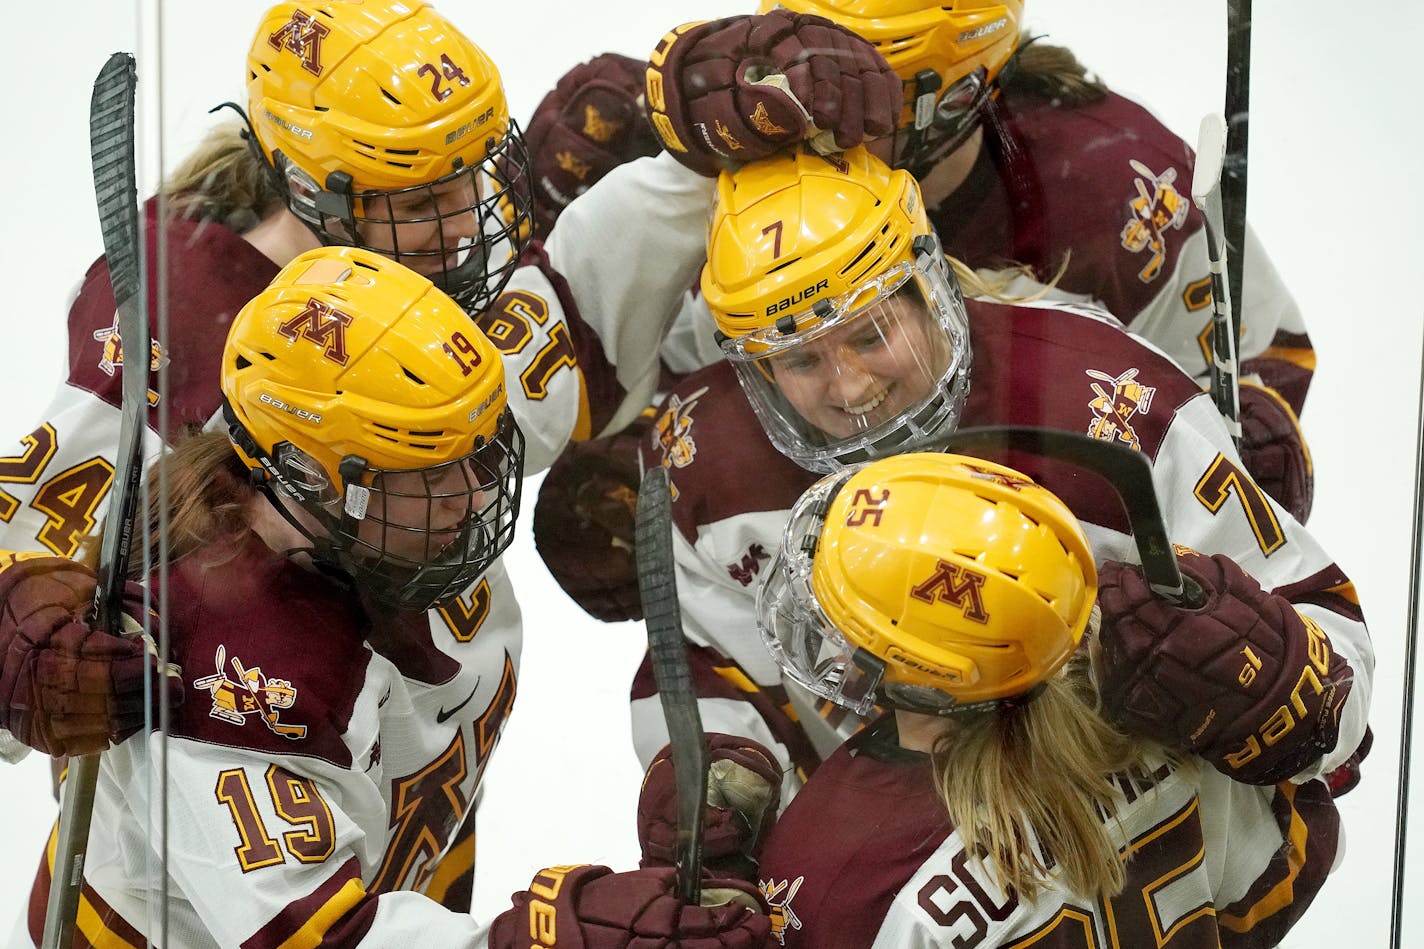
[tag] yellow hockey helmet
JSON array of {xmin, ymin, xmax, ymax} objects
[
  {"xmin": 703, "ymin": 146, "xmax": 970, "ymax": 472},
  {"xmin": 222, "ymin": 245, "xmax": 524, "ymax": 610},
  {"xmin": 759, "ymin": 0, "xmax": 1023, "ymax": 173},
  {"xmin": 759, "ymin": 452, "xmax": 1095, "ymax": 715},
  {"xmin": 247, "ymin": 0, "xmax": 533, "ymax": 313}
]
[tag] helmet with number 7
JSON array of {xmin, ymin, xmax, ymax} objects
[
  {"xmin": 758, "ymin": 452, "xmax": 1095, "ymax": 716},
  {"xmin": 703, "ymin": 145, "xmax": 971, "ymax": 473},
  {"xmin": 758, "ymin": 0, "xmax": 1023, "ymax": 176},
  {"xmin": 247, "ymin": 0, "xmax": 534, "ymax": 315},
  {"xmin": 221, "ymin": 245, "xmax": 524, "ymax": 612}
]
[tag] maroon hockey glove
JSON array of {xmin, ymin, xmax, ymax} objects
[
  {"xmin": 1096, "ymin": 551, "xmax": 1352, "ymax": 785},
  {"xmin": 646, "ymin": 11, "xmax": 901, "ymax": 176},
  {"xmin": 533, "ymin": 422, "xmax": 646, "ymax": 623},
  {"xmin": 1237, "ymin": 380, "xmax": 1314, "ymax": 524},
  {"xmin": 489, "ymin": 864, "xmax": 773, "ymax": 949},
  {"xmin": 639, "ymin": 733, "xmax": 783, "ymax": 882},
  {"xmin": 0, "ymin": 555, "xmax": 181, "ymax": 757},
  {"xmin": 523, "ymin": 52, "xmax": 662, "ymax": 241}
]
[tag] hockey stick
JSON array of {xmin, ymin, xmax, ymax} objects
[
  {"xmin": 635, "ymin": 465, "xmax": 709, "ymax": 904},
  {"xmin": 1223, "ymin": 0, "xmax": 1251, "ymax": 354},
  {"xmin": 1191, "ymin": 113, "xmax": 1243, "ymax": 448},
  {"xmin": 925, "ymin": 426, "xmax": 1202, "ymax": 607},
  {"xmin": 1389, "ymin": 331, "xmax": 1424, "ymax": 949},
  {"xmin": 42, "ymin": 52, "xmax": 149, "ymax": 949}
]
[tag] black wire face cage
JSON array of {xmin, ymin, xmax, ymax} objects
[
  {"xmin": 328, "ymin": 410, "xmax": 525, "ymax": 612},
  {"xmin": 294, "ymin": 119, "xmax": 535, "ymax": 316}
]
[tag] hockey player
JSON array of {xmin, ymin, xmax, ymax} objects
[
  {"xmin": 629, "ymin": 145, "xmax": 1371, "ymax": 810},
  {"xmin": 8, "ymin": 246, "xmax": 772, "ymax": 949},
  {"xmin": 0, "ymin": 0, "xmax": 529, "ymax": 763},
  {"xmin": 733, "ymin": 452, "xmax": 1340, "ymax": 946},
  {"xmin": 0, "ymin": 0, "xmax": 759, "ymax": 764},
  {"xmin": 531, "ymin": 0, "xmax": 1316, "ymax": 626}
]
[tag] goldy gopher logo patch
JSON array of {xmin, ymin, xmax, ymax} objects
[
  {"xmin": 1086, "ymin": 367, "xmax": 1155, "ymax": 451},
  {"xmin": 193, "ymin": 645, "xmax": 307, "ymax": 739},
  {"xmin": 1119, "ymin": 159, "xmax": 1190, "ymax": 282}
]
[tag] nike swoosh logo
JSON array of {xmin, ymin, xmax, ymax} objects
[{"xmin": 435, "ymin": 684, "xmax": 479, "ymax": 724}]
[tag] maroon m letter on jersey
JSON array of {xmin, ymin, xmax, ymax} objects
[
  {"xmin": 268, "ymin": 11, "xmax": 330, "ymax": 76},
  {"xmin": 278, "ymin": 298, "xmax": 354, "ymax": 366},
  {"xmin": 909, "ymin": 560, "xmax": 990, "ymax": 624}
]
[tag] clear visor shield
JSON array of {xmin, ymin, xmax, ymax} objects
[
  {"xmin": 335, "ymin": 411, "xmax": 525, "ymax": 611},
  {"xmin": 307, "ymin": 120, "xmax": 534, "ymax": 315},
  {"xmin": 755, "ymin": 469, "xmax": 884, "ymax": 717},
  {"xmin": 722, "ymin": 255, "xmax": 971, "ymax": 473}
]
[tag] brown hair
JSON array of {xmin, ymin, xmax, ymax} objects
[
  {"xmin": 124, "ymin": 429, "xmax": 256, "ymax": 578},
  {"xmin": 159, "ymin": 121, "xmax": 284, "ymax": 233},
  {"xmin": 928, "ymin": 630, "xmax": 1172, "ymax": 901},
  {"xmin": 1000, "ymin": 37, "xmax": 1108, "ymax": 106}
]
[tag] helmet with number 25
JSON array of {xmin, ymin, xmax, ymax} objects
[
  {"xmin": 760, "ymin": 0, "xmax": 1023, "ymax": 175},
  {"xmin": 759, "ymin": 452, "xmax": 1096, "ymax": 716},
  {"xmin": 703, "ymin": 145, "xmax": 971, "ymax": 473},
  {"xmin": 222, "ymin": 245, "xmax": 524, "ymax": 612},
  {"xmin": 247, "ymin": 0, "xmax": 534, "ymax": 314}
]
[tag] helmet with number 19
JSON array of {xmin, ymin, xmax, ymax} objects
[
  {"xmin": 247, "ymin": 0, "xmax": 534, "ymax": 314},
  {"xmin": 221, "ymin": 246, "xmax": 524, "ymax": 612}
]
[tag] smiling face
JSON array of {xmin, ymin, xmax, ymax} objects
[
  {"xmin": 769, "ymin": 294, "xmax": 948, "ymax": 439},
  {"xmin": 354, "ymin": 170, "xmax": 485, "ymax": 280}
]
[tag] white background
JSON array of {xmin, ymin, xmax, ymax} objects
[{"xmin": 0, "ymin": 1, "xmax": 1419, "ymax": 946}]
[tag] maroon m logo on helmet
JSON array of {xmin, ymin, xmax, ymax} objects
[
  {"xmin": 268, "ymin": 10, "xmax": 331, "ymax": 76},
  {"xmin": 278, "ymin": 298, "xmax": 354, "ymax": 366},
  {"xmin": 909, "ymin": 560, "xmax": 990, "ymax": 624}
]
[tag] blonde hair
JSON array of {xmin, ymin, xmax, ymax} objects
[
  {"xmin": 160, "ymin": 121, "xmax": 284, "ymax": 233},
  {"xmin": 1000, "ymin": 37, "xmax": 1108, "ymax": 107},
  {"xmin": 947, "ymin": 252, "xmax": 1069, "ymax": 304},
  {"xmin": 929, "ymin": 642, "xmax": 1163, "ymax": 902}
]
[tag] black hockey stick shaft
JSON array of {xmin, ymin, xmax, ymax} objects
[
  {"xmin": 43, "ymin": 52, "xmax": 148, "ymax": 949},
  {"xmin": 1224, "ymin": 0, "xmax": 1251, "ymax": 355},
  {"xmin": 926, "ymin": 426, "xmax": 1202, "ymax": 606},
  {"xmin": 1191, "ymin": 113, "xmax": 1242, "ymax": 448},
  {"xmin": 635, "ymin": 465, "xmax": 709, "ymax": 904},
  {"xmin": 1389, "ymin": 330, "xmax": 1424, "ymax": 949}
]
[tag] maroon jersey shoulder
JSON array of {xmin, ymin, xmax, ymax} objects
[
  {"xmin": 941, "ymin": 90, "xmax": 1205, "ymax": 325},
  {"xmin": 758, "ymin": 736, "xmax": 950, "ymax": 948},
  {"xmin": 639, "ymin": 362, "xmax": 815, "ymax": 544},
  {"xmin": 163, "ymin": 533, "xmax": 371, "ymax": 767},
  {"xmin": 67, "ymin": 201, "xmax": 281, "ymax": 443},
  {"xmin": 960, "ymin": 301, "xmax": 1206, "ymax": 532}
]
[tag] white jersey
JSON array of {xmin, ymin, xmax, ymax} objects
[
  {"xmin": 10, "ymin": 534, "xmax": 525, "ymax": 948},
  {"xmin": 758, "ymin": 722, "xmax": 1340, "ymax": 948},
  {"xmin": 634, "ymin": 301, "xmax": 1372, "ymax": 802}
]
